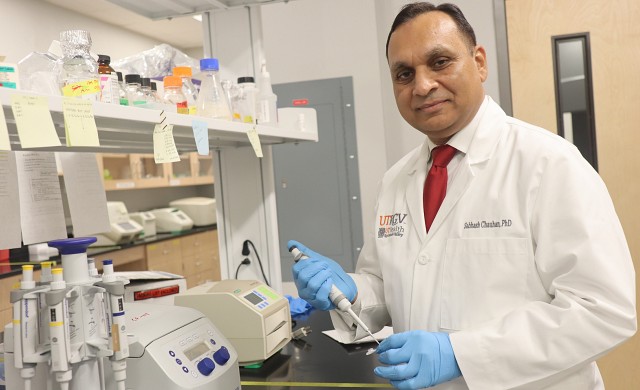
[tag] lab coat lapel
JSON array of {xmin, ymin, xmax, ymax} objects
[
  {"xmin": 426, "ymin": 160, "xmax": 473, "ymax": 238},
  {"xmin": 406, "ymin": 142, "xmax": 430, "ymax": 242},
  {"xmin": 426, "ymin": 98, "xmax": 507, "ymax": 238}
]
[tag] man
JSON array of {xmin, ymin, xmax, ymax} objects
[{"xmin": 290, "ymin": 2, "xmax": 636, "ymax": 389}]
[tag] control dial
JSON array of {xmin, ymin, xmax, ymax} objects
[
  {"xmin": 213, "ymin": 346, "xmax": 231, "ymax": 366},
  {"xmin": 197, "ymin": 357, "xmax": 215, "ymax": 376}
]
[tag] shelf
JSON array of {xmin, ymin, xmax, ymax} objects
[
  {"xmin": 105, "ymin": 0, "xmax": 300, "ymax": 20},
  {"xmin": 97, "ymin": 152, "xmax": 215, "ymax": 191},
  {"xmin": 0, "ymin": 88, "xmax": 318, "ymax": 154}
]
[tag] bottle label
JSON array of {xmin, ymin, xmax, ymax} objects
[
  {"xmin": 177, "ymin": 101, "xmax": 189, "ymax": 115},
  {"xmin": 62, "ymin": 79, "xmax": 101, "ymax": 97},
  {"xmin": 99, "ymin": 75, "xmax": 116, "ymax": 104}
]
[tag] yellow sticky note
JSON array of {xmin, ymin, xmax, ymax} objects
[
  {"xmin": 247, "ymin": 126, "xmax": 263, "ymax": 158},
  {"xmin": 62, "ymin": 79, "xmax": 101, "ymax": 97},
  {"xmin": 0, "ymin": 106, "xmax": 11, "ymax": 150},
  {"xmin": 153, "ymin": 123, "xmax": 180, "ymax": 163},
  {"xmin": 10, "ymin": 94, "xmax": 61, "ymax": 148},
  {"xmin": 62, "ymin": 98, "xmax": 100, "ymax": 147}
]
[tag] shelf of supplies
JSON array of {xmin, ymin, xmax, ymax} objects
[{"xmin": 0, "ymin": 88, "xmax": 318, "ymax": 154}]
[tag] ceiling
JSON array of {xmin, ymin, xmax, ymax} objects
[{"xmin": 42, "ymin": 0, "xmax": 206, "ymax": 50}]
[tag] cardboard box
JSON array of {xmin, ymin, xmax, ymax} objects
[{"xmin": 116, "ymin": 271, "xmax": 187, "ymax": 305}]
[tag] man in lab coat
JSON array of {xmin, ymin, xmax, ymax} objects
[{"xmin": 289, "ymin": 2, "xmax": 636, "ymax": 389}]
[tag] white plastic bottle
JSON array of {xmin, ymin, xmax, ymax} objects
[
  {"xmin": 196, "ymin": 58, "xmax": 231, "ymax": 120},
  {"xmin": 256, "ymin": 62, "xmax": 278, "ymax": 126}
]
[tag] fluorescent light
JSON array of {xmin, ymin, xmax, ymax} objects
[{"xmin": 193, "ymin": 14, "xmax": 202, "ymax": 22}]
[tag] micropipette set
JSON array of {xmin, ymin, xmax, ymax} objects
[{"xmin": 4, "ymin": 237, "xmax": 130, "ymax": 390}]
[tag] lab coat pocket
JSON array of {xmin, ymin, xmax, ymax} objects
[{"xmin": 440, "ymin": 238, "xmax": 528, "ymax": 330}]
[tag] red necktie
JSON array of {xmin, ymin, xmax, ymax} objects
[{"xmin": 423, "ymin": 145, "xmax": 457, "ymax": 232}]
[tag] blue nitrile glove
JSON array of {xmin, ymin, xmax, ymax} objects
[
  {"xmin": 288, "ymin": 240, "xmax": 357, "ymax": 311},
  {"xmin": 374, "ymin": 331, "xmax": 461, "ymax": 389}
]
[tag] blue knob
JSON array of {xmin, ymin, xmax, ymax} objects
[
  {"xmin": 197, "ymin": 357, "xmax": 215, "ymax": 376},
  {"xmin": 213, "ymin": 346, "xmax": 230, "ymax": 366}
]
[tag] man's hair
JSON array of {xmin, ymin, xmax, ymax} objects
[{"xmin": 385, "ymin": 2, "xmax": 477, "ymax": 58}]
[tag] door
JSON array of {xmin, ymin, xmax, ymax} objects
[
  {"xmin": 272, "ymin": 77, "xmax": 363, "ymax": 282},
  {"xmin": 505, "ymin": 0, "xmax": 640, "ymax": 387}
]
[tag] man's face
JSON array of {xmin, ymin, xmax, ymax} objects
[{"xmin": 387, "ymin": 11, "xmax": 488, "ymax": 144}]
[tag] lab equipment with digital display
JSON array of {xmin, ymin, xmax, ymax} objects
[
  {"xmin": 169, "ymin": 197, "xmax": 217, "ymax": 226},
  {"xmin": 174, "ymin": 279, "xmax": 292, "ymax": 365},
  {"xmin": 128, "ymin": 211, "xmax": 157, "ymax": 238},
  {"xmin": 94, "ymin": 201, "xmax": 143, "ymax": 246},
  {"xmin": 149, "ymin": 207, "xmax": 194, "ymax": 233},
  {"xmin": 106, "ymin": 303, "xmax": 241, "ymax": 390}
]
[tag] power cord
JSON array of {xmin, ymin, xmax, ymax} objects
[
  {"xmin": 242, "ymin": 239, "xmax": 271, "ymax": 287},
  {"xmin": 234, "ymin": 258, "xmax": 251, "ymax": 279}
]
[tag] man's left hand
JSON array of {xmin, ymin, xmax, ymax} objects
[{"xmin": 374, "ymin": 331, "xmax": 461, "ymax": 389}]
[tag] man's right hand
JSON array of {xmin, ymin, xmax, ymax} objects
[{"xmin": 288, "ymin": 240, "xmax": 357, "ymax": 311}]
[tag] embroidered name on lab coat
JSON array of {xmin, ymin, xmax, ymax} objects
[
  {"xmin": 378, "ymin": 213, "xmax": 407, "ymax": 238},
  {"xmin": 464, "ymin": 219, "xmax": 512, "ymax": 229}
]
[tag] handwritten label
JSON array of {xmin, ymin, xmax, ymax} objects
[
  {"xmin": 62, "ymin": 98, "xmax": 100, "ymax": 147},
  {"xmin": 153, "ymin": 123, "xmax": 180, "ymax": 163},
  {"xmin": 62, "ymin": 79, "xmax": 101, "ymax": 97},
  {"xmin": 10, "ymin": 94, "xmax": 61, "ymax": 148},
  {"xmin": 192, "ymin": 120, "xmax": 209, "ymax": 156},
  {"xmin": 247, "ymin": 125, "xmax": 263, "ymax": 158}
]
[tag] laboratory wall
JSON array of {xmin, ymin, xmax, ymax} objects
[
  {"xmin": 505, "ymin": 0, "xmax": 640, "ymax": 387},
  {"xmin": 0, "ymin": 0, "xmax": 161, "ymax": 63},
  {"xmin": 260, "ymin": 0, "xmax": 388, "ymax": 234}
]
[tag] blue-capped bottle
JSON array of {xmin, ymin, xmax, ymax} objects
[{"xmin": 195, "ymin": 58, "xmax": 232, "ymax": 120}]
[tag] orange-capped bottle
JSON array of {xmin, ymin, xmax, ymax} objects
[{"xmin": 163, "ymin": 76, "xmax": 188, "ymax": 115}]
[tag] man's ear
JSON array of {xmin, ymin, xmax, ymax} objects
[{"xmin": 474, "ymin": 45, "xmax": 488, "ymax": 82}]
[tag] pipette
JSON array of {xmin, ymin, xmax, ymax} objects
[{"xmin": 290, "ymin": 247, "xmax": 379, "ymax": 345}]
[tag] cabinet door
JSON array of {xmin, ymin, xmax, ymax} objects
[
  {"xmin": 146, "ymin": 238, "xmax": 183, "ymax": 276},
  {"xmin": 181, "ymin": 230, "xmax": 220, "ymax": 282}
]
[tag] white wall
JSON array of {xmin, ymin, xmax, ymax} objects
[
  {"xmin": 260, "ymin": 0, "xmax": 389, "ymax": 231},
  {"xmin": 0, "ymin": 0, "xmax": 160, "ymax": 63}
]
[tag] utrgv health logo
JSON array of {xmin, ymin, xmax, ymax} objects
[{"xmin": 378, "ymin": 213, "xmax": 407, "ymax": 238}]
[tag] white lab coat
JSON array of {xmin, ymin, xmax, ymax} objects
[{"xmin": 331, "ymin": 97, "xmax": 636, "ymax": 389}]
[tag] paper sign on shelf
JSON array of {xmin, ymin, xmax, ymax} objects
[
  {"xmin": 15, "ymin": 151, "xmax": 67, "ymax": 245},
  {"xmin": 62, "ymin": 97, "xmax": 100, "ymax": 147},
  {"xmin": 192, "ymin": 120, "xmax": 209, "ymax": 156},
  {"xmin": 11, "ymin": 94, "xmax": 61, "ymax": 148},
  {"xmin": 247, "ymin": 125, "xmax": 263, "ymax": 158},
  {"xmin": 58, "ymin": 152, "xmax": 110, "ymax": 236},
  {"xmin": 153, "ymin": 110, "xmax": 180, "ymax": 163},
  {"xmin": 0, "ymin": 105, "xmax": 11, "ymax": 150}
]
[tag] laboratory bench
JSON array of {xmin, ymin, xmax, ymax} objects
[
  {"xmin": 0, "ymin": 225, "xmax": 221, "ymax": 328},
  {"xmin": 240, "ymin": 309, "xmax": 392, "ymax": 389}
]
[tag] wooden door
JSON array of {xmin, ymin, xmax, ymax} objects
[{"xmin": 506, "ymin": 1, "xmax": 640, "ymax": 387}]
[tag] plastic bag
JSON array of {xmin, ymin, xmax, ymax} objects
[
  {"xmin": 111, "ymin": 43, "xmax": 199, "ymax": 78},
  {"xmin": 17, "ymin": 51, "xmax": 63, "ymax": 95}
]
